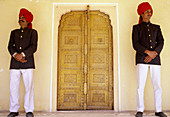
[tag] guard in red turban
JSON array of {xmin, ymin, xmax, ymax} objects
[
  {"xmin": 132, "ymin": 2, "xmax": 167, "ymax": 117},
  {"xmin": 19, "ymin": 8, "xmax": 33, "ymax": 29},
  {"xmin": 7, "ymin": 8, "xmax": 37, "ymax": 117},
  {"xmin": 137, "ymin": 2, "xmax": 153, "ymax": 23}
]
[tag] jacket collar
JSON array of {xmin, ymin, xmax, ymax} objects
[
  {"xmin": 20, "ymin": 27, "xmax": 29, "ymax": 30},
  {"xmin": 142, "ymin": 21, "xmax": 151, "ymax": 25}
]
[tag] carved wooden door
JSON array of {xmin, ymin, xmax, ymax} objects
[{"xmin": 57, "ymin": 7, "xmax": 113, "ymax": 110}]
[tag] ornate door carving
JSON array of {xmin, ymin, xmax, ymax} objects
[{"xmin": 57, "ymin": 7, "xmax": 113, "ymax": 110}]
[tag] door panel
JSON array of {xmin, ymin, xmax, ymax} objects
[
  {"xmin": 58, "ymin": 12, "xmax": 85, "ymax": 110},
  {"xmin": 57, "ymin": 10, "xmax": 113, "ymax": 110},
  {"xmin": 87, "ymin": 11, "xmax": 113, "ymax": 109}
]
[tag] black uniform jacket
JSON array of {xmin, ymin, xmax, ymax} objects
[
  {"xmin": 132, "ymin": 22, "xmax": 164, "ymax": 65},
  {"xmin": 8, "ymin": 27, "xmax": 38, "ymax": 69}
]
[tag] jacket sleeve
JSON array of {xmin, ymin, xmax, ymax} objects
[
  {"xmin": 8, "ymin": 31, "xmax": 17, "ymax": 56},
  {"xmin": 132, "ymin": 25, "xmax": 147, "ymax": 55},
  {"xmin": 154, "ymin": 26, "xmax": 164, "ymax": 55},
  {"xmin": 23, "ymin": 30, "xmax": 38, "ymax": 57}
]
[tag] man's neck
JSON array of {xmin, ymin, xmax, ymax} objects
[
  {"xmin": 21, "ymin": 26, "xmax": 28, "ymax": 29},
  {"xmin": 142, "ymin": 19, "xmax": 150, "ymax": 23}
]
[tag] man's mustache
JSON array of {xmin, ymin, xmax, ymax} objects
[{"xmin": 18, "ymin": 20, "xmax": 25, "ymax": 23}]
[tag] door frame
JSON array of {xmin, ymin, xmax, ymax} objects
[{"xmin": 50, "ymin": 3, "xmax": 120, "ymax": 112}]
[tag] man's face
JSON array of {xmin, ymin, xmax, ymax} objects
[
  {"xmin": 19, "ymin": 15, "xmax": 28, "ymax": 28},
  {"xmin": 141, "ymin": 9, "xmax": 152, "ymax": 21}
]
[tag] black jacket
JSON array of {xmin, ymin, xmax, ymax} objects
[
  {"xmin": 132, "ymin": 22, "xmax": 164, "ymax": 65},
  {"xmin": 8, "ymin": 27, "xmax": 38, "ymax": 69}
]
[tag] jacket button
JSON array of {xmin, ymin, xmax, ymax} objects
[
  {"xmin": 147, "ymin": 24, "xmax": 149, "ymax": 27},
  {"xmin": 20, "ymin": 36, "xmax": 22, "ymax": 38},
  {"xmin": 150, "ymin": 40, "xmax": 152, "ymax": 42},
  {"xmin": 150, "ymin": 46, "xmax": 152, "ymax": 48},
  {"xmin": 149, "ymin": 34, "xmax": 151, "ymax": 36},
  {"xmin": 148, "ymin": 29, "xmax": 150, "ymax": 31},
  {"xmin": 19, "ymin": 47, "xmax": 22, "ymax": 49},
  {"xmin": 21, "ymin": 30, "xmax": 23, "ymax": 32}
]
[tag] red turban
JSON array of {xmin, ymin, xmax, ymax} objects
[
  {"xmin": 19, "ymin": 8, "xmax": 33, "ymax": 29},
  {"xmin": 137, "ymin": 2, "xmax": 153, "ymax": 24}
]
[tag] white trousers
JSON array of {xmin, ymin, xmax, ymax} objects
[
  {"xmin": 9, "ymin": 69, "xmax": 34, "ymax": 113},
  {"xmin": 137, "ymin": 64, "xmax": 162, "ymax": 112}
]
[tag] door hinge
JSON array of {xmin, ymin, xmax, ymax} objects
[
  {"xmin": 84, "ymin": 103, "xmax": 87, "ymax": 110},
  {"xmin": 84, "ymin": 63, "xmax": 87, "ymax": 74},
  {"xmin": 85, "ymin": 44, "xmax": 87, "ymax": 55},
  {"xmin": 84, "ymin": 83, "xmax": 87, "ymax": 94}
]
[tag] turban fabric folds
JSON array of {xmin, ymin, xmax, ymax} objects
[
  {"xmin": 137, "ymin": 2, "xmax": 153, "ymax": 24},
  {"xmin": 19, "ymin": 8, "xmax": 33, "ymax": 29}
]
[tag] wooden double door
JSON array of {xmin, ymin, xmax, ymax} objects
[{"xmin": 57, "ymin": 8, "xmax": 113, "ymax": 110}]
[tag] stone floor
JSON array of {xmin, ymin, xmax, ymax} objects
[{"xmin": 0, "ymin": 111, "xmax": 170, "ymax": 117}]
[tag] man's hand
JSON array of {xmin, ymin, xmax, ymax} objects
[
  {"xmin": 144, "ymin": 50, "xmax": 158, "ymax": 59},
  {"xmin": 144, "ymin": 55, "xmax": 152, "ymax": 63},
  {"xmin": 20, "ymin": 57, "xmax": 27, "ymax": 63},
  {"xmin": 14, "ymin": 53, "xmax": 27, "ymax": 63},
  {"xmin": 14, "ymin": 53, "xmax": 23, "ymax": 61}
]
